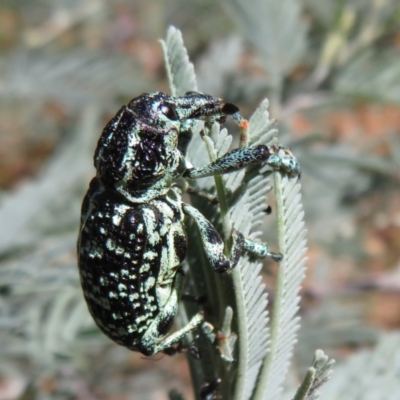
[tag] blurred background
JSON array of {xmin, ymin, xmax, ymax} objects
[{"xmin": 0, "ymin": 0, "xmax": 399, "ymax": 399}]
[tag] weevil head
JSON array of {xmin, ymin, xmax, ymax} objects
[
  {"xmin": 125, "ymin": 91, "xmax": 242, "ymax": 161},
  {"xmin": 126, "ymin": 91, "xmax": 241, "ymax": 128}
]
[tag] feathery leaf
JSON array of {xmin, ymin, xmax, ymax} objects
[
  {"xmin": 0, "ymin": 51, "xmax": 145, "ymax": 108},
  {"xmin": 320, "ymin": 333, "xmax": 400, "ymax": 400},
  {"xmin": 160, "ymin": 27, "xmax": 310, "ymax": 400},
  {"xmin": 224, "ymin": 0, "xmax": 308, "ymax": 87},
  {"xmin": 160, "ymin": 26, "xmax": 198, "ymax": 97},
  {"xmin": 252, "ymin": 174, "xmax": 307, "ymax": 400},
  {"xmin": 334, "ymin": 50, "xmax": 400, "ymax": 104}
]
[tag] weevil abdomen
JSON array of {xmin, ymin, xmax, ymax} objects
[{"xmin": 78, "ymin": 178, "xmax": 187, "ymax": 350}]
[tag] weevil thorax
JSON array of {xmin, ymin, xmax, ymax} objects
[{"xmin": 94, "ymin": 92, "xmax": 184, "ymax": 203}]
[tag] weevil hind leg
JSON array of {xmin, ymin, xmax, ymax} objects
[{"xmin": 138, "ymin": 269, "xmax": 204, "ymax": 356}]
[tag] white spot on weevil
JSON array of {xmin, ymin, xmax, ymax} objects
[
  {"xmin": 112, "ymin": 214, "xmax": 122, "ymax": 226},
  {"xmin": 118, "ymin": 283, "xmax": 127, "ymax": 292},
  {"xmin": 143, "ymin": 250, "xmax": 157, "ymax": 260},
  {"xmin": 112, "ymin": 204, "xmax": 129, "ymax": 226},
  {"xmin": 99, "ymin": 276, "xmax": 109, "ymax": 285},
  {"xmin": 129, "ymin": 293, "xmax": 139, "ymax": 301},
  {"xmin": 144, "ymin": 277, "xmax": 156, "ymax": 291},
  {"xmin": 140, "ymin": 263, "xmax": 150, "ymax": 273},
  {"xmin": 106, "ymin": 238, "xmax": 116, "ymax": 251},
  {"xmin": 142, "ymin": 208, "xmax": 160, "ymax": 245},
  {"xmin": 115, "ymin": 246, "xmax": 125, "ymax": 255}
]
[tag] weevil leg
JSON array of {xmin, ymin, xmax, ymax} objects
[
  {"xmin": 186, "ymin": 186, "xmax": 218, "ymax": 204},
  {"xmin": 138, "ymin": 269, "xmax": 204, "ymax": 356},
  {"xmin": 183, "ymin": 203, "xmax": 243, "ymax": 273},
  {"xmin": 175, "ymin": 177, "xmax": 218, "ymax": 204},
  {"xmin": 243, "ymin": 237, "xmax": 282, "ymax": 262},
  {"xmin": 181, "ymin": 293, "xmax": 207, "ymax": 305},
  {"xmin": 184, "ymin": 144, "xmax": 300, "ymax": 179},
  {"xmin": 163, "ymin": 333, "xmax": 202, "ymax": 359},
  {"xmin": 183, "ymin": 203, "xmax": 282, "ymax": 269}
]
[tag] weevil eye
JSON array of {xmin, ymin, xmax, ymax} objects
[{"xmin": 160, "ymin": 103, "xmax": 179, "ymax": 121}]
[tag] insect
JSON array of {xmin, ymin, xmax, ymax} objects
[{"xmin": 77, "ymin": 91, "xmax": 300, "ymax": 356}]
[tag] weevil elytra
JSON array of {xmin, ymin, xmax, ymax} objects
[{"xmin": 77, "ymin": 91, "xmax": 300, "ymax": 356}]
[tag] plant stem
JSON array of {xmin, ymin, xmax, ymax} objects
[{"xmin": 292, "ymin": 368, "xmax": 315, "ymax": 400}]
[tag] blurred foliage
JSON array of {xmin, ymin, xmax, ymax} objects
[{"xmin": 0, "ymin": 0, "xmax": 400, "ymax": 399}]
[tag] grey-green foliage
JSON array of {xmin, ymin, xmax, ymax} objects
[
  {"xmin": 0, "ymin": 109, "xmax": 102, "ymax": 367},
  {"xmin": 0, "ymin": 107, "xmax": 99, "ymax": 254},
  {"xmin": 160, "ymin": 26, "xmax": 198, "ymax": 96},
  {"xmin": 305, "ymin": 0, "xmax": 399, "ymax": 28},
  {"xmin": 294, "ymin": 299, "xmax": 380, "ymax": 370},
  {"xmin": 161, "ymin": 26, "xmax": 311, "ymax": 400},
  {"xmin": 224, "ymin": 0, "xmax": 308, "ymax": 88},
  {"xmin": 196, "ymin": 36, "xmax": 243, "ymax": 96},
  {"xmin": 305, "ymin": 0, "xmax": 400, "ymax": 92},
  {"xmin": 320, "ymin": 332, "xmax": 400, "ymax": 400},
  {"xmin": 252, "ymin": 174, "xmax": 307, "ymax": 400},
  {"xmin": 0, "ymin": 51, "xmax": 147, "ymax": 109},
  {"xmin": 334, "ymin": 50, "xmax": 400, "ymax": 104}
]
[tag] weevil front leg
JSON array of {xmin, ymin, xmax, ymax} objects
[
  {"xmin": 183, "ymin": 204, "xmax": 280, "ymax": 273},
  {"xmin": 184, "ymin": 144, "xmax": 300, "ymax": 179},
  {"xmin": 138, "ymin": 269, "xmax": 204, "ymax": 356}
]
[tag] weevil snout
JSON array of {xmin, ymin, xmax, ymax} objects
[{"xmin": 172, "ymin": 91, "xmax": 241, "ymax": 123}]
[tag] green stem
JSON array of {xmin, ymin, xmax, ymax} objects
[
  {"xmin": 202, "ymin": 135, "xmax": 230, "ymax": 240},
  {"xmin": 292, "ymin": 368, "xmax": 315, "ymax": 400}
]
